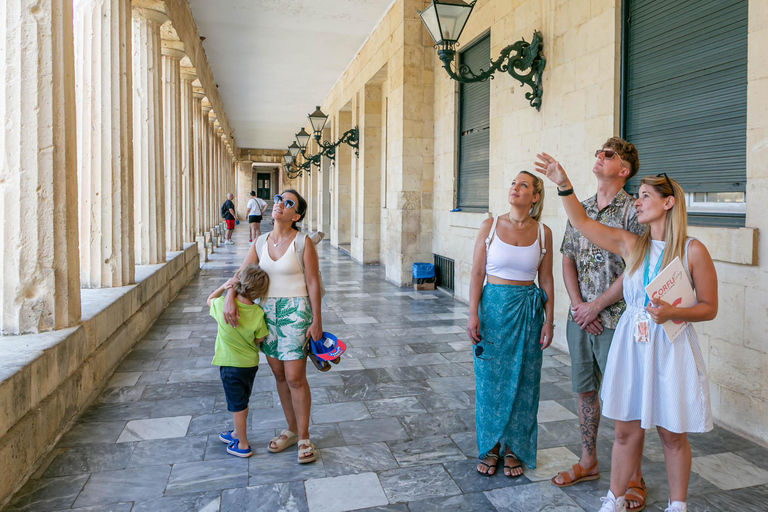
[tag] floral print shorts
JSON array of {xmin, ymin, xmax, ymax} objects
[{"xmin": 258, "ymin": 297, "xmax": 312, "ymax": 361}]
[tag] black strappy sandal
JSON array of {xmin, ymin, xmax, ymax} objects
[
  {"xmin": 477, "ymin": 452, "xmax": 500, "ymax": 477},
  {"xmin": 504, "ymin": 453, "xmax": 524, "ymax": 478}
]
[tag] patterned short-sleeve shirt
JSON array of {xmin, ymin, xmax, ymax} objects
[{"xmin": 560, "ymin": 188, "xmax": 646, "ymax": 329}]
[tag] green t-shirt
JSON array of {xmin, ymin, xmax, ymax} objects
[{"xmin": 209, "ymin": 295, "xmax": 269, "ymax": 367}]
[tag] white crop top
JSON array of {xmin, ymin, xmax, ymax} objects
[
  {"xmin": 256, "ymin": 234, "xmax": 308, "ymax": 298},
  {"xmin": 484, "ymin": 217, "xmax": 546, "ymax": 281}
]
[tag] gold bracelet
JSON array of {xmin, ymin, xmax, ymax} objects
[{"xmin": 544, "ymin": 321, "xmax": 556, "ymax": 327}]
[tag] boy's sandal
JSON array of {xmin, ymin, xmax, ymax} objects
[
  {"xmin": 268, "ymin": 429, "xmax": 298, "ymax": 453},
  {"xmin": 626, "ymin": 478, "xmax": 647, "ymax": 512},
  {"xmin": 503, "ymin": 454, "xmax": 524, "ymax": 478},
  {"xmin": 298, "ymin": 439, "xmax": 316, "ymax": 464},
  {"xmin": 476, "ymin": 452, "xmax": 500, "ymax": 477},
  {"xmin": 550, "ymin": 461, "xmax": 600, "ymax": 487}
]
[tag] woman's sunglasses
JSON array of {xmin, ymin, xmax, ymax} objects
[
  {"xmin": 594, "ymin": 148, "xmax": 626, "ymax": 165},
  {"xmin": 657, "ymin": 172, "xmax": 674, "ymax": 192},
  {"xmin": 273, "ymin": 194, "xmax": 296, "ymax": 209},
  {"xmin": 474, "ymin": 339, "xmax": 493, "ymax": 359}
]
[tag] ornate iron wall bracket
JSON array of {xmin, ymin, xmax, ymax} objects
[
  {"xmin": 313, "ymin": 126, "xmax": 359, "ymax": 160},
  {"xmin": 437, "ymin": 31, "xmax": 545, "ymax": 110}
]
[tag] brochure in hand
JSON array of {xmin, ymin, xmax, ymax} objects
[{"xmin": 644, "ymin": 256, "xmax": 696, "ymax": 342}]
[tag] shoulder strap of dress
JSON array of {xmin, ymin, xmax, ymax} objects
[
  {"xmin": 537, "ymin": 221, "xmax": 547, "ymax": 265},
  {"xmin": 485, "ymin": 216, "xmax": 499, "ymax": 256}
]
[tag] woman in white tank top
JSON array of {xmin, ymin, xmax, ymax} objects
[
  {"xmin": 223, "ymin": 189, "xmax": 323, "ymax": 465},
  {"xmin": 467, "ymin": 171, "xmax": 555, "ymax": 479},
  {"xmin": 535, "ymin": 155, "xmax": 718, "ymax": 512}
]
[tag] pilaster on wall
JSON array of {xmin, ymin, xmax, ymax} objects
[
  {"xmin": 331, "ymin": 112, "xmax": 353, "ymax": 248},
  {"xmin": 180, "ymin": 66, "xmax": 196, "ymax": 243},
  {"xmin": 0, "ymin": 0, "xmax": 81, "ymax": 334},
  {"xmin": 235, "ymin": 161, "xmax": 253, "ymax": 219}
]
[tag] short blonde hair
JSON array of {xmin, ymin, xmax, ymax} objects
[{"xmin": 233, "ymin": 264, "xmax": 270, "ymax": 302}]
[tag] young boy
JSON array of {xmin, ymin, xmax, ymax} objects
[{"xmin": 207, "ymin": 264, "xmax": 270, "ymax": 458}]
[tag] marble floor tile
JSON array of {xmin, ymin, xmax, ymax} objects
[
  {"xmin": 136, "ymin": 370, "xmax": 171, "ymax": 385},
  {"xmin": 451, "ymin": 431, "xmax": 479, "ymax": 458},
  {"xmin": 427, "ymin": 325, "xmax": 465, "ymax": 334},
  {"xmin": 402, "ymin": 353, "xmax": 451, "ymax": 366},
  {"xmin": 443, "ymin": 457, "xmax": 531, "ymax": 493},
  {"xmin": 537, "ymin": 400, "xmax": 578, "ymax": 423},
  {"xmin": 365, "ymin": 396, "xmax": 427, "ymax": 418},
  {"xmin": 385, "ymin": 365, "xmax": 438, "ymax": 382},
  {"xmin": 343, "ymin": 316, "xmax": 379, "ymax": 324},
  {"xmin": 116, "ymin": 415, "xmax": 191, "ymax": 442},
  {"xmin": 150, "ymin": 396, "xmax": 216, "ymax": 418},
  {"xmin": 388, "ymin": 435, "xmax": 466, "ymax": 467},
  {"xmin": 133, "ymin": 491, "xmax": 221, "ymax": 512},
  {"xmin": 74, "ymin": 466, "xmax": 171, "ymax": 508},
  {"xmin": 399, "ymin": 411, "xmax": 470, "ymax": 438},
  {"xmin": 320, "ymin": 442, "xmax": 399, "ymax": 477},
  {"xmin": 312, "ymin": 401, "xmax": 372, "ymax": 424},
  {"xmin": 339, "ymin": 417, "xmax": 409, "ymax": 444},
  {"xmin": 58, "ymin": 421, "xmax": 127, "ymax": 447},
  {"xmin": 308, "ymin": 423, "xmax": 346, "ymax": 449},
  {"xmin": 379, "ymin": 464, "xmax": 462, "ymax": 503},
  {"xmin": 105, "ymin": 372, "xmax": 142, "ymax": 388},
  {"xmin": 98, "ymin": 385, "xmax": 147, "ymax": 403},
  {"xmin": 248, "ymin": 448, "xmax": 327, "ymax": 486},
  {"xmin": 408, "ymin": 492, "xmax": 496, "ymax": 512},
  {"xmin": 377, "ymin": 380, "xmax": 433, "ymax": 398},
  {"xmin": 166, "ymin": 458, "xmax": 249, "ymax": 495},
  {"xmin": 692, "ymin": 452, "xmax": 768, "ymax": 490},
  {"xmin": 220, "ymin": 481, "xmax": 308, "ymax": 512},
  {"xmin": 7, "ymin": 474, "xmax": 89, "ymax": 511},
  {"xmin": 43, "ymin": 443, "xmax": 135, "ymax": 477},
  {"xmin": 167, "ymin": 367, "xmax": 220, "ymax": 383},
  {"xmin": 523, "ymin": 446, "xmax": 581, "ymax": 482},
  {"xmin": 305, "ymin": 472, "xmax": 388, "ymax": 512},
  {"xmin": 484, "ymin": 480, "xmax": 584, "ymax": 511},
  {"xmin": 425, "ymin": 376, "xmax": 475, "ymax": 394},
  {"xmin": 325, "ymin": 382, "xmax": 383, "ymax": 403},
  {"xmin": 78, "ymin": 401, "xmax": 156, "ymax": 422},
  {"xmin": 361, "ymin": 355, "xmax": 409, "ymax": 369},
  {"xmin": 126, "ymin": 435, "xmax": 207, "ymax": 467}
]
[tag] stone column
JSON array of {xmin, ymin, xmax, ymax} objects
[
  {"xmin": 131, "ymin": 0, "xmax": 166, "ymax": 264},
  {"xmin": 73, "ymin": 0, "xmax": 134, "ymax": 288},
  {"xmin": 180, "ymin": 67, "xmax": 196, "ymax": 244},
  {"xmin": 161, "ymin": 41, "xmax": 183, "ymax": 252},
  {"xmin": 0, "ymin": 0, "xmax": 81, "ymax": 334},
  {"xmin": 192, "ymin": 87, "xmax": 206, "ymax": 258},
  {"xmin": 200, "ymin": 97, "xmax": 212, "ymax": 241},
  {"xmin": 208, "ymin": 110, "xmax": 219, "ymax": 246}
]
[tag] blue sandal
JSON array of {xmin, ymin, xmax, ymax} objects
[
  {"xmin": 227, "ymin": 440, "xmax": 253, "ymax": 458},
  {"xmin": 219, "ymin": 430, "xmax": 236, "ymax": 444}
]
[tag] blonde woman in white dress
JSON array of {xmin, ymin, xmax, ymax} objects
[{"xmin": 535, "ymin": 154, "xmax": 718, "ymax": 512}]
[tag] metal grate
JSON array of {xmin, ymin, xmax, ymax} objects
[{"xmin": 433, "ymin": 254, "xmax": 455, "ymax": 292}]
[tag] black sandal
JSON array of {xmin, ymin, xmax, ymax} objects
[
  {"xmin": 477, "ymin": 453, "xmax": 500, "ymax": 477},
  {"xmin": 504, "ymin": 453, "xmax": 523, "ymax": 478}
]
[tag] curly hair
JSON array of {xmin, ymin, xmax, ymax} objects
[
  {"xmin": 602, "ymin": 137, "xmax": 639, "ymax": 182},
  {"xmin": 232, "ymin": 264, "xmax": 270, "ymax": 302}
]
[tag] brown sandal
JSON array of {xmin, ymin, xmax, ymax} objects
[
  {"xmin": 625, "ymin": 477, "xmax": 647, "ymax": 511},
  {"xmin": 550, "ymin": 461, "xmax": 600, "ymax": 487}
]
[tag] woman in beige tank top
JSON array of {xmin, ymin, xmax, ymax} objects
[{"xmin": 223, "ymin": 189, "xmax": 323, "ymax": 464}]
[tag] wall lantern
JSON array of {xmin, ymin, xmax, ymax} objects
[
  {"xmin": 295, "ymin": 127, "xmax": 312, "ymax": 150},
  {"xmin": 308, "ymin": 106, "xmax": 328, "ymax": 136},
  {"xmin": 417, "ymin": 0, "xmax": 546, "ymax": 110},
  {"xmin": 287, "ymin": 141, "xmax": 301, "ymax": 158}
]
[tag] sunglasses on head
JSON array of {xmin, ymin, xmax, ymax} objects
[
  {"xmin": 273, "ymin": 194, "xmax": 296, "ymax": 209},
  {"xmin": 595, "ymin": 148, "xmax": 627, "ymax": 165},
  {"xmin": 657, "ymin": 172, "xmax": 674, "ymax": 192}
]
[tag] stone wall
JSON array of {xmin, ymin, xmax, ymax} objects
[{"xmin": 0, "ymin": 245, "xmax": 199, "ymax": 505}]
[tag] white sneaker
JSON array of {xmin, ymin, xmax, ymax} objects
[
  {"xmin": 224, "ymin": 240, "xmax": 234, "ymax": 245},
  {"xmin": 599, "ymin": 493, "xmax": 626, "ymax": 512},
  {"xmin": 665, "ymin": 502, "xmax": 686, "ymax": 512}
]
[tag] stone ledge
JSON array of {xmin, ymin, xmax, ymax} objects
[
  {"xmin": 0, "ymin": 244, "xmax": 199, "ymax": 505},
  {"xmin": 688, "ymin": 226, "xmax": 758, "ymax": 265}
]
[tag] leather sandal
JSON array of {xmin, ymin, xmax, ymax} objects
[
  {"xmin": 550, "ymin": 461, "xmax": 600, "ymax": 487},
  {"xmin": 625, "ymin": 477, "xmax": 647, "ymax": 511},
  {"xmin": 504, "ymin": 453, "xmax": 524, "ymax": 478},
  {"xmin": 297, "ymin": 439, "xmax": 316, "ymax": 464},
  {"xmin": 476, "ymin": 452, "xmax": 499, "ymax": 476},
  {"xmin": 268, "ymin": 429, "xmax": 298, "ymax": 453}
]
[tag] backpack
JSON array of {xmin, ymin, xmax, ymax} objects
[
  {"xmin": 485, "ymin": 216, "xmax": 547, "ymax": 267},
  {"xmin": 221, "ymin": 202, "xmax": 227, "ymax": 218},
  {"xmin": 255, "ymin": 233, "xmax": 326, "ymax": 297}
]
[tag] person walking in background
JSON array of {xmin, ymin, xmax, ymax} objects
[
  {"xmin": 552, "ymin": 138, "xmax": 648, "ymax": 512},
  {"xmin": 207, "ymin": 264, "xmax": 270, "ymax": 458},
  {"xmin": 535, "ymin": 154, "xmax": 718, "ymax": 512},
  {"xmin": 467, "ymin": 171, "xmax": 555, "ymax": 478},
  {"xmin": 221, "ymin": 193, "xmax": 238, "ymax": 245},
  {"xmin": 247, "ymin": 190, "xmax": 268, "ymax": 243}
]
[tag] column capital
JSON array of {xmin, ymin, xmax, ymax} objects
[
  {"xmin": 192, "ymin": 87, "xmax": 206, "ymax": 100},
  {"xmin": 201, "ymin": 97, "xmax": 212, "ymax": 112},
  {"xmin": 180, "ymin": 66, "xmax": 198, "ymax": 83},
  {"xmin": 209, "ymin": 111, "xmax": 218, "ymax": 122},
  {"xmin": 161, "ymin": 40, "xmax": 185, "ymax": 59},
  {"xmin": 131, "ymin": 0, "xmax": 167, "ymax": 24}
]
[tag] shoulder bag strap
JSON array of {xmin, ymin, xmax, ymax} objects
[
  {"xmin": 537, "ymin": 221, "xmax": 547, "ymax": 266},
  {"xmin": 485, "ymin": 216, "xmax": 499, "ymax": 257},
  {"xmin": 255, "ymin": 233, "xmax": 268, "ymax": 260},
  {"xmin": 294, "ymin": 232, "xmax": 308, "ymax": 273}
]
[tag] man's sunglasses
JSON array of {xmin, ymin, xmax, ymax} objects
[
  {"xmin": 594, "ymin": 148, "xmax": 627, "ymax": 166},
  {"xmin": 273, "ymin": 195, "xmax": 296, "ymax": 209}
]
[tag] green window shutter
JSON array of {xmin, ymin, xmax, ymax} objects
[
  {"xmin": 458, "ymin": 34, "xmax": 490, "ymax": 209},
  {"xmin": 623, "ymin": 0, "xmax": 747, "ymax": 194}
]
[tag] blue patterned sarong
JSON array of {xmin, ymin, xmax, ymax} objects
[{"xmin": 474, "ymin": 283, "xmax": 546, "ymax": 468}]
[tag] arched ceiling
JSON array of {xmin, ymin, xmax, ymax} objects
[{"xmin": 188, "ymin": 0, "xmax": 395, "ymax": 150}]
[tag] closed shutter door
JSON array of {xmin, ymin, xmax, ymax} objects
[
  {"xmin": 458, "ymin": 34, "xmax": 490, "ymax": 209},
  {"xmin": 623, "ymin": 0, "xmax": 747, "ymax": 194}
]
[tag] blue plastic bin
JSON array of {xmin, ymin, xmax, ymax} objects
[{"xmin": 412, "ymin": 263, "xmax": 435, "ymax": 279}]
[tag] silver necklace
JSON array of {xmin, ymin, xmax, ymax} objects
[
  {"xmin": 507, "ymin": 212, "xmax": 531, "ymax": 230},
  {"xmin": 271, "ymin": 233, "xmax": 291, "ymax": 247}
]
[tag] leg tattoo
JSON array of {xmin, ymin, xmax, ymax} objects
[{"xmin": 580, "ymin": 392, "xmax": 600, "ymax": 457}]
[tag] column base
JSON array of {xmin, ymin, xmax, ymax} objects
[{"xmin": 196, "ymin": 236, "xmax": 208, "ymax": 262}]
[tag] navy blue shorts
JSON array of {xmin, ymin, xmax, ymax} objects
[{"xmin": 219, "ymin": 366, "xmax": 259, "ymax": 412}]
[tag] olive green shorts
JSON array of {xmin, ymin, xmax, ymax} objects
[{"xmin": 565, "ymin": 319, "xmax": 615, "ymax": 394}]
